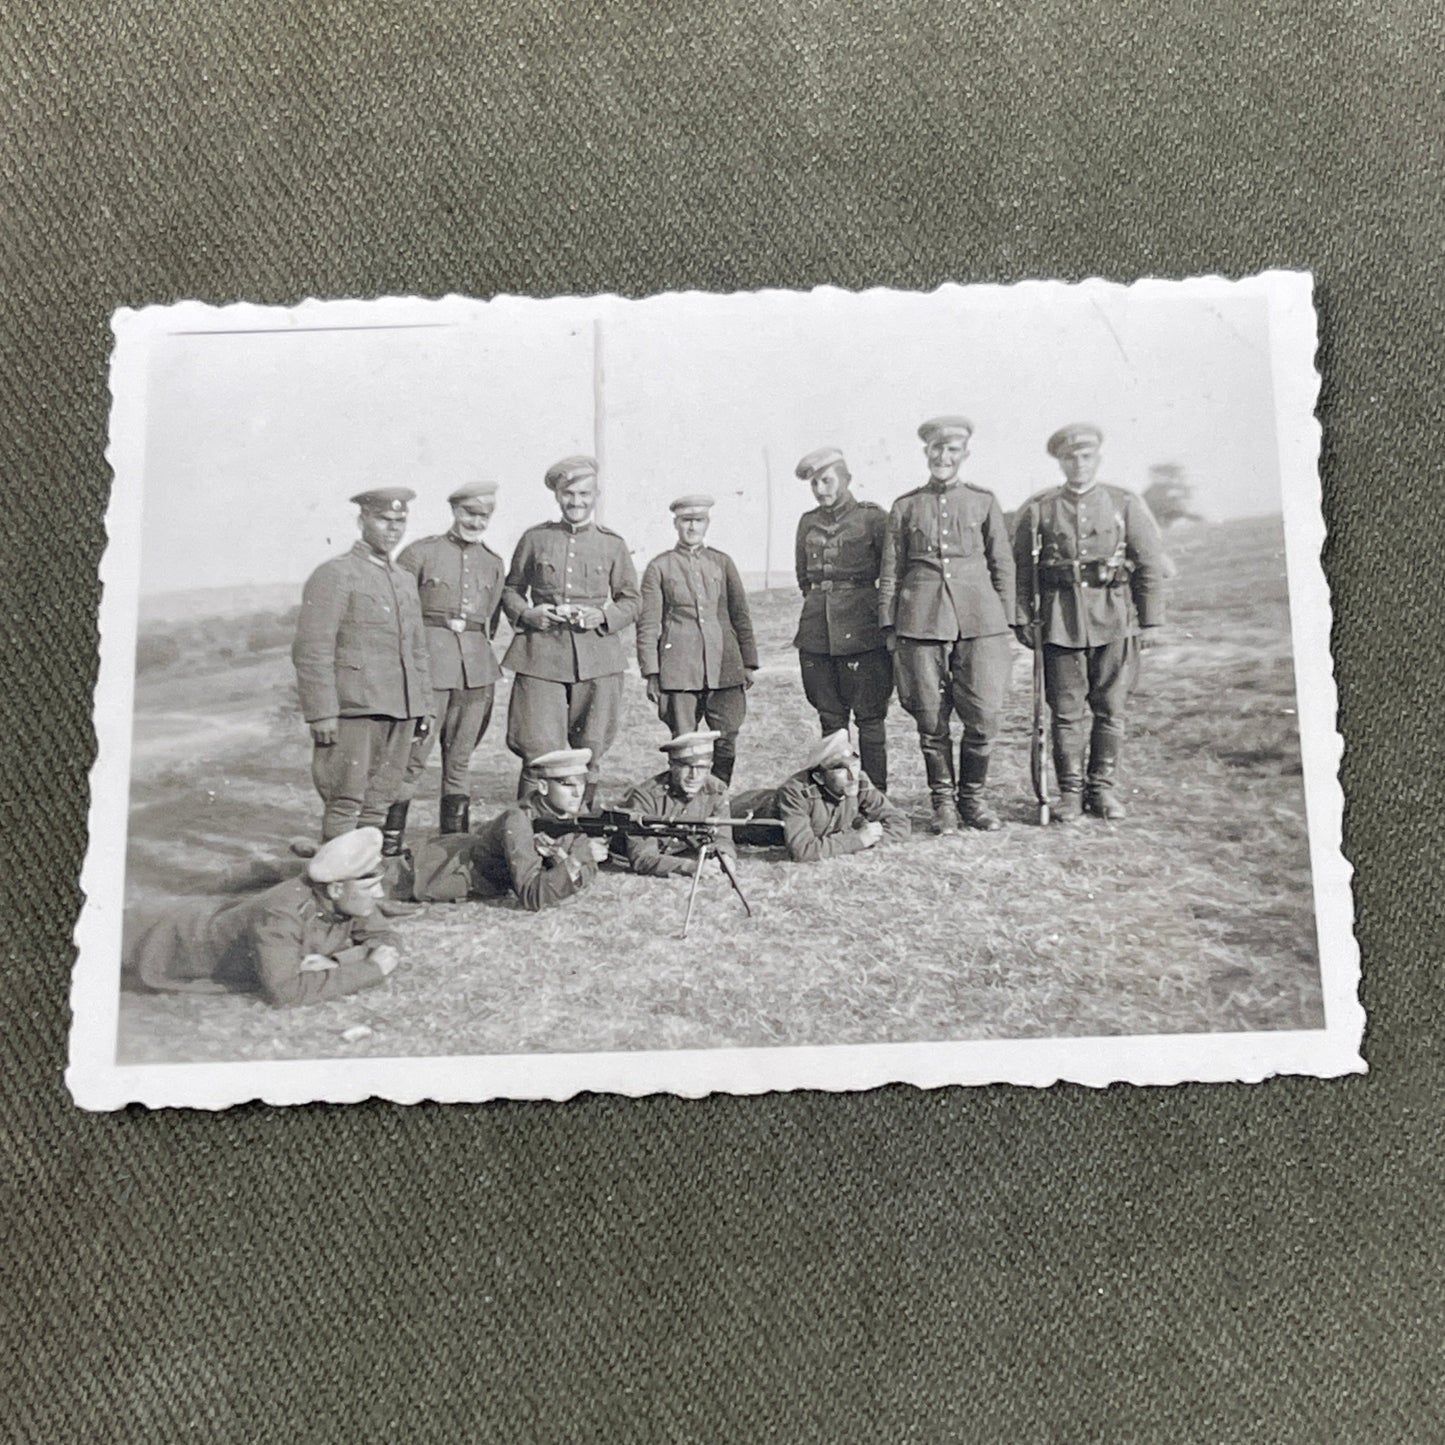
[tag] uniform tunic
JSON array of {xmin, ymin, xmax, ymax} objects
[
  {"xmin": 793, "ymin": 498, "xmax": 888, "ymax": 654},
  {"xmin": 1011, "ymin": 483, "xmax": 1165, "ymax": 647},
  {"xmin": 122, "ymin": 878, "xmax": 399, "ymax": 1007},
  {"xmin": 502, "ymin": 521, "xmax": 641, "ymax": 774},
  {"xmin": 637, "ymin": 544, "xmax": 757, "ymax": 690},
  {"xmin": 293, "ymin": 541, "xmax": 433, "ymax": 721},
  {"xmin": 292, "ymin": 542, "xmax": 433, "ymax": 837},
  {"xmin": 731, "ymin": 769, "xmax": 911, "ymax": 862},
  {"xmin": 409, "ymin": 799, "xmax": 598, "ymax": 910},
  {"xmin": 878, "ymin": 480, "xmax": 1015, "ymax": 641},
  {"xmin": 396, "ymin": 530, "xmax": 505, "ymax": 799},
  {"xmin": 616, "ymin": 771, "xmax": 736, "ymax": 877},
  {"xmin": 501, "ymin": 521, "xmax": 640, "ymax": 682}
]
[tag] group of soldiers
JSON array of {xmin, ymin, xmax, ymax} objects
[{"xmin": 122, "ymin": 415, "xmax": 1166, "ymax": 1009}]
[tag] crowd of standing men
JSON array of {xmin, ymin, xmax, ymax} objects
[{"xmin": 122, "ymin": 414, "xmax": 1166, "ymax": 1008}]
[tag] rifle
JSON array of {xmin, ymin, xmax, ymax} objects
[
  {"xmin": 1029, "ymin": 508, "xmax": 1051, "ymax": 826},
  {"xmin": 531, "ymin": 809, "xmax": 785, "ymax": 938}
]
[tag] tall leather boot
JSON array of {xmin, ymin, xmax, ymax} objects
[
  {"xmin": 957, "ymin": 745, "xmax": 1002, "ymax": 832},
  {"xmin": 711, "ymin": 747, "xmax": 736, "ymax": 786},
  {"xmin": 377, "ymin": 802, "xmax": 422, "ymax": 915},
  {"xmin": 858, "ymin": 724, "xmax": 888, "ymax": 793},
  {"xmin": 1085, "ymin": 728, "xmax": 1127, "ymax": 820},
  {"xmin": 923, "ymin": 743, "xmax": 959, "ymax": 835},
  {"xmin": 381, "ymin": 801, "xmax": 409, "ymax": 856},
  {"xmin": 1051, "ymin": 724, "xmax": 1086, "ymax": 825},
  {"xmin": 439, "ymin": 793, "xmax": 470, "ymax": 835}
]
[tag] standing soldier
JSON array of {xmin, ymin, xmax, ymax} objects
[
  {"xmin": 636, "ymin": 495, "xmax": 758, "ymax": 785},
  {"xmin": 1012, "ymin": 424, "xmax": 1166, "ymax": 822},
  {"xmin": 393, "ymin": 480, "xmax": 506, "ymax": 844},
  {"xmin": 292, "ymin": 488, "xmax": 433, "ymax": 856},
  {"xmin": 501, "ymin": 455, "xmax": 641, "ymax": 805},
  {"xmin": 879, "ymin": 417, "xmax": 1016, "ymax": 834},
  {"xmin": 791, "ymin": 447, "xmax": 894, "ymax": 790}
]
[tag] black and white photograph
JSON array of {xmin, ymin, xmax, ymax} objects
[{"xmin": 68, "ymin": 273, "xmax": 1361, "ymax": 1108}]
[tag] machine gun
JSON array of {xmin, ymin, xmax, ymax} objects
[{"xmin": 530, "ymin": 809, "xmax": 785, "ymax": 937}]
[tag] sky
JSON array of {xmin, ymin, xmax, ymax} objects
[{"xmin": 135, "ymin": 284, "xmax": 1281, "ymax": 595}]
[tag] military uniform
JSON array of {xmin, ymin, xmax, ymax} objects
[
  {"xmin": 501, "ymin": 519, "xmax": 641, "ymax": 785},
  {"xmin": 396, "ymin": 528, "xmax": 505, "ymax": 814},
  {"xmin": 731, "ymin": 767, "xmax": 911, "ymax": 862},
  {"xmin": 1013, "ymin": 473, "xmax": 1165, "ymax": 814},
  {"xmin": 793, "ymin": 493, "xmax": 894, "ymax": 788},
  {"xmin": 617, "ymin": 770, "xmax": 736, "ymax": 876},
  {"xmin": 122, "ymin": 829, "xmax": 400, "ymax": 1007},
  {"xmin": 293, "ymin": 532, "xmax": 433, "ymax": 840},
  {"xmin": 879, "ymin": 462, "xmax": 1016, "ymax": 826},
  {"xmin": 637, "ymin": 540, "xmax": 757, "ymax": 783},
  {"xmin": 409, "ymin": 797, "xmax": 599, "ymax": 909}
]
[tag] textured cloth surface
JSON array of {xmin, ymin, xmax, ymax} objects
[{"xmin": 3, "ymin": 1, "xmax": 1442, "ymax": 1440}]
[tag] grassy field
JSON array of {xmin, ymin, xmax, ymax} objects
[{"xmin": 115, "ymin": 514, "xmax": 1324, "ymax": 1064}]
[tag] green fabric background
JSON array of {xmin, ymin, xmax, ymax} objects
[{"xmin": 4, "ymin": 2, "xmax": 1441, "ymax": 1439}]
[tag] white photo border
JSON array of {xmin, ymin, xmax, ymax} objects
[{"xmin": 68, "ymin": 271, "xmax": 1364, "ymax": 1110}]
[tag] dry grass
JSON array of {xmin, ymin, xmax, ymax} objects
[{"xmin": 116, "ymin": 514, "xmax": 1324, "ymax": 1064}]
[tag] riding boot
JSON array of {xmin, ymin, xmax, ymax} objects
[
  {"xmin": 710, "ymin": 750, "xmax": 736, "ymax": 787},
  {"xmin": 923, "ymin": 745, "xmax": 959, "ymax": 834},
  {"xmin": 1085, "ymin": 728, "xmax": 1127, "ymax": 820},
  {"xmin": 439, "ymin": 793, "xmax": 470, "ymax": 835},
  {"xmin": 376, "ymin": 805, "xmax": 421, "ymax": 913},
  {"xmin": 858, "ymin": 728, "xmax": 888, "ymax": 793},
  {"xmin": 583, "ymin": 781, "xmax": 599, "ymax": 812},
  {"xmin": 957, "ymin": 745, "xmax": 1002, "ymax": 831},
  {"xmin": 1051, "ymin": 726, "xmax": 1086, "ymax": 825},
  {"xmin": 381, "ymin": 801, "xmax": 409, "ymax": 857}
]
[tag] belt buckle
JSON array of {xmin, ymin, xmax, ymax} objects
[{"xmin": 447, "ymin": 617, "xmax": 467, "ymax": 633}]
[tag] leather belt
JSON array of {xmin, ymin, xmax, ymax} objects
[
  {"xmin": 812, "ymin": 579, "xmax": 874, "ymax": 592},
  {"xmin": 424, "ymin": 612, "xmax": 486, "ymax": 632}
]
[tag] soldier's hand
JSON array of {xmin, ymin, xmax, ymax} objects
[
  {"xmin": 572, "ymin": 605, "xmax": 606, "ymax": 631},
  {"xmin": 310, "ymin": 718, "xmax": 339, "ymax": 746},
  {"xmin": 743, "ymin": 667, "xmax": 758, "ymax": 691},
  {"xmin": 882, "ymin": 628, "xmax": 897, "ymax": 655},
  {"xmin": 645, "ymin": 675, "xmax": 662, "ymax": 705},
  {"xmin": 525, "ymin": 605, "xmax": 561, "ymax": 631},
  {"xmin": 370, "ymin": 944, "xmax": 401, "ymax": 976},
  {"xmin": 1012, "ymin": 624, "xmax": 1036, "ymax": 650},
  {"xmin": 857, "ymin": 820, "xmax": 884, "ymax": 848},
  {"xmin": 1139, "ymin": 626, "xmax": 1165, "ymax": 651},
  {"xmin": 300, "ymin": 953, "xmax": 338, "ymax": 973},
  {"xmin": 586, "ymin": 838, "xmax": 611, "ymax": 864}
]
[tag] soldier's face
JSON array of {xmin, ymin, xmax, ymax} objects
[
  {"xmin": 329, "ymin": 874, "xmax": 385, "ymax": 918},
  {"xmin": 360, "ymin": 509, "xmax": 407, "ymax": 555},
  {"xmin": 555, "ymin": 476, "xmax": 598, "ymax": 524},
  {"xmin": 452, "ymin": 498, "xmax": 495, "ymax": 541},
  {"xmin": 1058, "ymin": 444, "xmax": 1101, "ymax": 489},
  {"xmin": 673, "ymin": 512, "xmax": 710, "ymax": 547},
  {"xmin": 670, "ymin": 758, "xmax": 711, "ymax": 797},
  {"xmin": 817, "ymin": 754, "xmax": 861, "ymax": 798},
  {"xmin": 541, "ymin": 774, "xmax": 587, "ymax": 817},
  {"xmin": 810, "ymin": 464, "xmax": 851, "ymax": 509},
  {"xmin": 925, "ymin": 434, "xmax": 969, "ymax": 481}
]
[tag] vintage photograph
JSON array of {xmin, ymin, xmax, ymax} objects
[{"xmin": 68, "ymin": 274, "xmax": 1362, "ymax": 1108}]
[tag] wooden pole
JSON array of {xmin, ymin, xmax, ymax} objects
[{"xmin": 592, "ymin": 318, "xmax": 605, "ymax": 526}]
